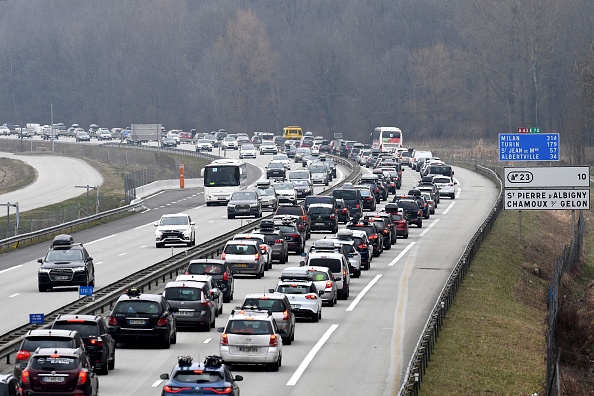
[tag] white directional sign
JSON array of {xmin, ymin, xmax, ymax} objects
[
  {"xmin": 504, "ymin": 166, "xmax": 590, "ymax": 188},
  {"xmin": 504, "ymin": 189, "xmax": 590, "ymax": 210}
]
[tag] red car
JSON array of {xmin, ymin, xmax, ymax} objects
[
  {"xmin": 178, "ymin": 131, "xmax": 193, "ymax": 143},
  {"xmin": 21, "ymin": 348, "xmax": 99, "ymax": 396},
  {"xmin": 382, "ymin": 204, "xmax": 409, "ymax": 238}
]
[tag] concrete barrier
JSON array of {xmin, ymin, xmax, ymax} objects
[{"xmin": 130, "ymin": 178, "xmax": 203, "ymax": 204}]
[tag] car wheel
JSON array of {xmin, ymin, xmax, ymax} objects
[
  {"xmin": 223, "ymin": 293, "xmax": 231, "ymax": 303},
  {"xmin": 283, "ymin": 336, "xmax": 292, "ymax": 345},
  {"xmin": 156, "ymin": 243, "xmax": 163, "ymax": 248},
  {"xmin": 255, "ymin": 268, "xmax": 263, "ymax": 279},
  {"xmin": 312, "ymin": 311, "xmax": 319, "ymax": 323},
  {"xmin": 384, "ymin": 242, "xmax": 391, "ymax": 250},
  {"xmin": 171, "ymin": 328, "xmax": 177, "ymax": 344},
  {"xmin": 270, "ymin": 356, "xmax": 281, "ymax": 372},
  {"xmin": 404, "ymin": 233, "xmax": 409, "ymax": 239},
  {"xmin": 162, "ymin": 333, "xmax": 171, "ymax": 349},
  {"xmin": 451, "ymin": 194, "xmax": 456, "ymax": 199},
  {"xmin": 38, "ymin": 284, "xmax": 48, "ymax": 292},
  {"xmin": 210, "ymin": 315, "xmax": 216, "ymax": 328},
  {"xmin": 108, "ymin": 351, "xmax": 115, "ymax": 370},
  {"xmin": 228, "ymin": 214, "xmax": 235, "ymax": 219},
  {"xmin": 327, "ymin": 297, "xmax": 334, "ymax": 307},
  {"xmin": 219, "ymin": 304, "xmax": 223, "ymax": 315},
  {"xmin": 418, "ymin": 220, "xmax": 423, "ymax": 228}
]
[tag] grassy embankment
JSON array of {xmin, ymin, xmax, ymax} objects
[
  {"xmin": 419, "ymin": 201, "xmax": 593, "ymax": 395},
  {"xmin": 0, "ymin": 157, "xmax": 37, "ymax": 195}
]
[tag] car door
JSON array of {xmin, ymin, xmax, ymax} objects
[{"xmin": 97, "ymin": 318, "xmax": 115, "ymax": 361}]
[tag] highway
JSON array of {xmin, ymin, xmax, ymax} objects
[{"xmin": 0, "ymin": 139, "xmax": 499, "ymax": 394}]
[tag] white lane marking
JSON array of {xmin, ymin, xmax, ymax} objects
[
  {"xmin": 140, "ymin": 245, "xmax": 147, "ymax": 248},
  {"xmin": 145, "ymin": 191, "xmax": 165, "ymax": 200},
  {"xmin": 151, "ymin": 380, "xmax": 163, "ymax": 387},
  {"xmin": 388, "ymin": 242, "xmax": 416, "ymax": 267},
  {"xmin": 456, "ymin": 187, "xmax": 462, "ymax": 198},
  {"xmin": 85, "ymin": 234, "xmax": 117, "ymax": 245},
  {"xmin": 346, "ymin": 274, "xmax": 382, "ymax": 312},
  {"xmin": 197, "ymin": 192, "xmax": 203, "ymax": 195},
  {"xmin": 203, "ymin": 338, "xmax": 212, "ymax": 344},
  {"xmin": 442, "ymin": 201, "xmax": 456, "ymax": 215},
  {"xmin": 287, "ymin": 324, "xmax": 339, "ymax": 386},
  {"xmin": 166, "ymin": 203, "xmax": 171, "ymax": 206},
  {"xmin": 134, "ymin": 222, "xmax": 154, "ymax": 230},
  {"xmin": 95, "ymin": 262, "xmax": 103, "ymax": 265},
  {"xmin": 140, "ymin": 208, "xmax": 151, "ymax": 213},
  {"xmin": 9, "ymin": 293, "xmax": 19, "ymax": 298},
  {"xmin": 118, "ymin": 253, "xmax": 127, "ymax": 256},
  {"xmin": 419, "ymin": 219, "xmax": 440, "ymax": 237},
  {"xmin": 0, "ymin": 265, "xmax": 23, "ymax": 274}
]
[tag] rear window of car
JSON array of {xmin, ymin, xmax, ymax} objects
[
  {"xmin": 332, "ymin": 190, "xmax": 358, "ymax": 200},
  {"xmin": 164, "ymin": 287, "xmax": 202, "ymax": 301},
  {"xmin": 22, "ymin": 337, "xmax": 76, "ymax": 352},
  {"xmin": 276, "ymin": 206, "xmax": 303, "ymax": 216},
  {"xmin": 277, "ymin": 284, "xmax": 311, "ymax": 294},
  {"xmin": 347, "ymin": 225, "xmax": 376, "ymax": 237},
  {"xmin": 243, "ymin": 298, "xmax": 286, "ymax": 312},
  {"xmin": 309, "ymin": 270, "xmax": 329, "ymax": 281},
  {"xmin": 308, "ymin": 258, "xmax": 342, "ymax": 273},
  {"xmin": 187, "ymin": 263, "xmax": 224, "ymax": 275},
  {"xmin": 304, "ymin": 197, "xmax": 333, "ymax": 206},
  {"xmin": 278, "ymin": 225, "xmax": 297, "ymax": 234},
  {"xmin": 30, "ymin": 356, "xmax": 79, "ymax": 370},
  {"xmin": 173, "ymin": 370, "xmax": 223, "ymax": 383},
  {"xmin": 227, "ymin": 320, "xmax": 272, "ymax": 335},
  {"xmin": 358, "ymin": 189, "xmax": 372, "ymax": 197},
  {"xmin": 433, "ymin": 177, "xmax": 451, "ymax": 184},
  {"xmin": 308, "ymin": 207, "xmax": 333, "ymax": 215},
  {"xmin": 399, "ymin": 201, "xmax": 420, "ymax": 210},
  {"xmin": 114, "ymin": 300, "xmax": 161, "ymax": 314},
  {"xmin": 51, "ymin": 322, "xmax": 98, "ymax": 338},
  {"xmin": 224, "ymin": 244, "xmax": 257, "ymax": 255}
]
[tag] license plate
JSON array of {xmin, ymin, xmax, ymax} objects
[
  {"xmin": 43, "ymin": 377, "xmax": 65, "ymax": 383},
  {"xmin": 55, "ymin": 276, "xmax": 69, "ymax": 280},
  {"xmin": 128, "ymin": 319, "xmax": 146, "ymax": 325},
  {"xmin": 175, "ymin": 311, "xmax": 193, "ymax": 316},
  {"xmin": 234, "ymin": 264, "xmax": 247, "ymax": 267},
  {"xmin": 239, "ymin": 347, "xmax": 258, "ymax": 352},
  {"xmin": 217, "ymin": 197, "xmax": 226, "ymax": 200},
  {"xmin": 291, "ymin": 304, "xmax": 301, "ymax": 309}
]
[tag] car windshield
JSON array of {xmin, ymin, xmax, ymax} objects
[
  {"xmin": 242, "ymin": 144, "xmax": 255, "ymax": 150},
  {"xmin": 224, "ymin": 137, "xmax": 235, "ymax": 141},
  {"xmin": 268, "ymin": 162, "xmax": 284, "ymax": 169},
  {"xmin": 231, "ymin": 192, "xmax": 256, "ymax": 200},
  {"xmin": 160, "ymin": 216, "xmax": 189, "ymax": 226},
  {"xmin": 45, "ymin": 250, "xmax": 83, "ymax": 262},
  {"xmin": 308, "ymin": 258, "xmax": 342, "ymax": 273},
  {"xmin": 173, "ymin": 370, "xmax": 223, "ymax": 383},
  {"xmin": 198, "ymin": 139, "xmax": 210, "ymax": 144},
  {"xmin": 256, "ymin": 187, "xmax": 275, "ymax": 196},
  {"xmin": 243, "ymin": 298, "xmax": 286, "ymax": 312},
  {"xmin": 277, "ymin": 284, "xmax": 311, "ymax": 294},
  {"xmin": 310, "ymin": 165, "xmax": 326, "ymax": 173},
  {"xmin": 22, "ymin": 337, "xmax": 76, "ymax": 352},
  {"xmin": 358, "ymin": 189, "xmax": 372, "ymax": 197},
  {"xmin": 224, "ymin": 244, "xmax": 257, "ymax": 255},
  {"xmin": 114, "ymin": 301, "xmax": 161, "ymax": 314},
  {"xmin": 273, "ymin": 183, "xmax": 294, "ymax": 191},
  {"xmin": 30, "ymin": 356, "xmax": 79, "ymax": 370},
  {"xmin": 278, "ymin": 225, "xmax": 297, "ymax": 234},
  {"xmin": 292, "ymin": 180, "xmax": 309, "ymax": 187},
  {"xmin": 187, "ymin": 263, "xmax": 224, "ymax": 275},
  {"xmin": 52, "ymin": 322, "xmax": 98, "ymax": 338},
  {"xmin": 275, "ymin": 206, "xmax": 302, "ymax": 216},
  {"xmin": 290, "ymin": 171, "xmax": 309, "ymax": 179},
  {"xmin": 164, "ymin": 287, "xmax": 202, "ymax": 301},
  {"xmin": 204, "ymin": 166, "xmax": 240, "ymax": 187},
  {"xmin": 227, "ymin": 320, "xmax": 273, "ymax": 335},
  {"xmin": 333, "ymin": 190, "xmax": 358, "ymax": 200},
  {"xmin": 273, "ymin": 155, "xmax": 288, "ymax": 161}
]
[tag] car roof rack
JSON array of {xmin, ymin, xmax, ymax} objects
[
  {"xmin": 124, "ymin": 287, "xmax": 142, "ymax": 297},
  {"xmin": 178, "ymin": 356, "xmax": 193, "ymax": 367},
  {"xmin": 204, "ymin": 355, "xmax": 224, "ymax": 368}
]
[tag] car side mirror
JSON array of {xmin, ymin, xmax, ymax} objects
[
  {"xmin": 235, "ymin": 375, "xmax": 244, "ymax": 381},
  {"xmin": 268, "ymin": 288, "xmax": 275, "ymax": 293},
  {"xmin": 37, "ymin": 258, "xmax": 43, "ymax": 264},
  {"xmin": 190, "ymin": 222, "xmax": 195, "ymax": 226},
  {"xmin": 216, "ymin": 327, "xmax": 225, "ymax": 333},
  {"xmin": 318, "ymin": 291, "xmax": 325, "ymax": 296},
  {"xmin": 160, "ymin": 373, "xmax": 169, "ymax": 380},
  {"xmin": 299, "ymin": 261, "xmax": 305, "ymax": 267},
  {"xmin": 154, "ymin": 223, "xmax": 158, "ymax": 227},
  {"xmin": 454, "ymin": 181, "xmax": 458, "ymax": 185},
  {"xmin": 87, "ymin": 257, "xmax": 93, "ymax": 261}
]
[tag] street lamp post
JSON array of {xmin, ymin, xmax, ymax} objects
[{"xmin": 75, "ymin": 185, "xmax": 98, "ymax": 217}]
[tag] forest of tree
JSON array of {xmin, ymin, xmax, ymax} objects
[{"xmin": 1, "ymin": 0, "xmax": 594, "ymax": 149}]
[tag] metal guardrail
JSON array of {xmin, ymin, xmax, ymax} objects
[
  {"xmin": 0, "ymin": 154, "xmax": 360, "ymax": 368},
  {"xmin": 398, "ymin": 162, "xmax": 504, "ymax": 395},
  {"xmin": 0, "ymin": 202, "xmax": 144, "ymax": 252}
]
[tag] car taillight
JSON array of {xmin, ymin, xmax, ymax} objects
[
  {"xmin": 275, "ymin": 239, "xmax": 284, "ymax": 244},
  {"xmin": 21, "ymin": 370, "xmax": 30, "ymax": 384},
  {"xmin": 329, "ymin": 214, "xmax": 335, "ymax": 220},
  {"xmin": 108, "ymin": 316, "xmax": 117, "ymax": 326},
  {"xmin": 283, "ymin": 310, "xmax": 290, "ymax": 320},
  {"xmin": 383, "ymin": 229, "xmax": 389, "ymax": 234},
  {"xmin": 221, "ymin": 333, "xmax": 229, "ymax": 345},
  {"xmin": 343, "ymin": 268, "xmax": 347, "ymax": 278},
  {"xmin": 290, "ymin": 233, "xmax": 300, "ymax": 238},
  {"xmin": 305, "ymin": 294, "xmax": 317, "ymax": 300},
  {"xmin": 375, "ymin": 188, "xmax": 379, "ymax": 193},
  {"xmin": 369, "ymin": 235, "xmax": 377, "ymax": 239},
  {"xmin": 77, "ymin": 371, "xmax": 88, "ymax": 385},
  {"xmin": 355, "ymin": 204, "xmax": 360, "ymax": 209},
  {"xmin": 157, "ymin": 317, "xmax": 168, "ymax": 326},
  {"xmin": 164, "ymin": 386, "xmax": 193, "ymax": 393},
  {"xmin": 326, "ymin": 281, "xmax": 333, "ymax": 289},
  {"xmin": 269, "ymin": 334, "xmax": 279, "ymax": 346},
  {"xmin": 255, "ymin": 253, "xmax": 260, "ymax": 260},
  {"xmin": 342, "ymin": 208, "xmax": 347, "ymax": 213},
  {"xmin": 203, "ymin": 387, "xmax": 233, "ymax": 395},
  {"xmin": 221, "ymin": 252, "xmax": 226, "ymax": 260},
  {"xmin": 358, "ymin": 244, "xmax": 367, "ymax": 250},
  {"xmin": 89, "ymin": 337, "xmax": 103, "ymax": 347},
  {"xmin": 16, "ymin": 350, "xmax": 30, "ymax": 360},
  {"xmin": 418, "ymin": 210, "xmax": 422, "ymax": 216},
  {"xmin": 185, "ymin": 270, "xmax": 189, "ymax": 275},
  {"xmin": 365, "ymin": 197, "xmax": 373, "ymax": 201},
  {"xmin": 300, "ymin": 215, "xmax": 307, "ymax": 222},
  {"xmin": 223, "ymin": 271, "xmax": 229, "ymax": 281}
]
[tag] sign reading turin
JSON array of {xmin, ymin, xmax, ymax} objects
[{"xmin": 499, "ymin": 133, "xmax": 559, "ymax": 161}]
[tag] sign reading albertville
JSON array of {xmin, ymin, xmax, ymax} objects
[
  {"xmin": 505, "ymin": 189, "xmax": 590, "ymax": 210},
  {"xmin": 499, "ymin": 133, "xmax": 559, "ymax": 161}
]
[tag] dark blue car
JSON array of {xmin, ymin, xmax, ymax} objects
[{"xmin": 160, "ymin": 355, "xmax": 242, "ymax": 396}]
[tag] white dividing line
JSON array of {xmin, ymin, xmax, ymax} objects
[
  {"xmin": 140, "ymin": 245, "xmax": 147, "ymax": 248},
  {"xmin": 346, "ymin": 274, "xmax": 382, "ymax": 312},
  {"xmin": 118, "ymin": 253, "xmax": 127, "ymax": 257},
  {"xmin": 0, "ymin": 265, "xmax": 23, "ymax": 274},
  {"xmin": 151, "ymin": 380, "xmax": 163, "ymax": 387},
  {"xmin": 203, "ymin": 338, "xmax": 212, "ymax": 344},
  {"xmin": 9, "ymin": 293, "xmax": 19, "ymax": 298},
  {"xmin": 286, "ymin": 324, "xmax": 339, "ymax": 386},
  {"xmin": 388, "ymin": 242, "xmax": 416, "ymax": 267},
  {"xmin": 442, "ymin": 201, "xmax": 456, "ymax": 215},
  {"xmin": 134, "ymin": 222, "xmax": 154, "ymax": 230},
  {"xmin": 140, "ymin": 208, "xmax": 151, "ymax": 214},
  {"xmin": 85, "ymin": 234, "xmax": 117, "ymax": 245},
  {"xmin": 419, "ymin": 219, "xmax": 440, "ymax": 237},
  {"xmin": 95, "ymin": 262, "xmax": 103, "ymax": 265}
]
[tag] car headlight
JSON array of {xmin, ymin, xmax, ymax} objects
[
  {"xmin": 38, "ymin": 267, "xmax": 51, "ymax": 273},
  {"xmin": 73, "ymin": 266, "xmax": 86, "ymax": 272},
  {"xmin": 155, "ymin": 230, "xmax": 163, "ymax": 237},
  {"xmin": 250, "ymin": 203, "xmax": 259, "ymax": 207}
]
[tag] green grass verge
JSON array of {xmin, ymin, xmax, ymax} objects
[
  {"xmin": 0, "ymin": 157, "xmax": 36, "ymax": 195},
  {"xmin": 418, "ymin": 209, "xmax": 577, "ymax": 396}
]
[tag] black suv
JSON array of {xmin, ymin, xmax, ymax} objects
[
  {"xmin": 396, "ymin": 199, "xmax": 423, "ymax": 228},
  {"xmin": 37, "ymin": 234, "xmax": 95, "ymax": 292},
  {"xmin": 14, "ymin": 329, "xmax": 86, "ymax": 379},
  {"xmin": 308, "ymin": 204, "xmax": 339, "ymax": 233},
  {"xmin": 185, "ymin": 259, "xmax": 235, "ymax": 303},
  {"xmin": 303, "ymin": 195, "xmax": 336, "ymax": 213},
  {"xmin": 252, "ymin": 220, "xmax": 290, "ymax": 263},
  {"xmin": 332, "ymin": 188, "xmax": 363, "ymax": 216},
  {"xmin": 275, "ymin": 204, "xmax": 311, "ymax": 238},
  {"xmin": 108, "ymin": 288, "xmax": 178, "ymax": 348},
  {"xmin": 266, "ymin": 161, "xmax": 286, "ymax": 180},
  {"xmin": 346, "ymin": 221, "xmax": 384, "ymax": 257},
  {"xmin": 52, "ymin": 314, "xmax": 116, "ymax": 375}
]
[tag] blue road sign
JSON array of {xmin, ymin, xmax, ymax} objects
[
  {"xmin": 499, "ymin": 133, "xmax": 559, "ymax": 161},
  {"xmin": 79, "ymin": 286, "xmax": 94, "ymax": 296},
  {"xmin": 29, "ymin": 313, "xmax": 44, "ymax": 325}
]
